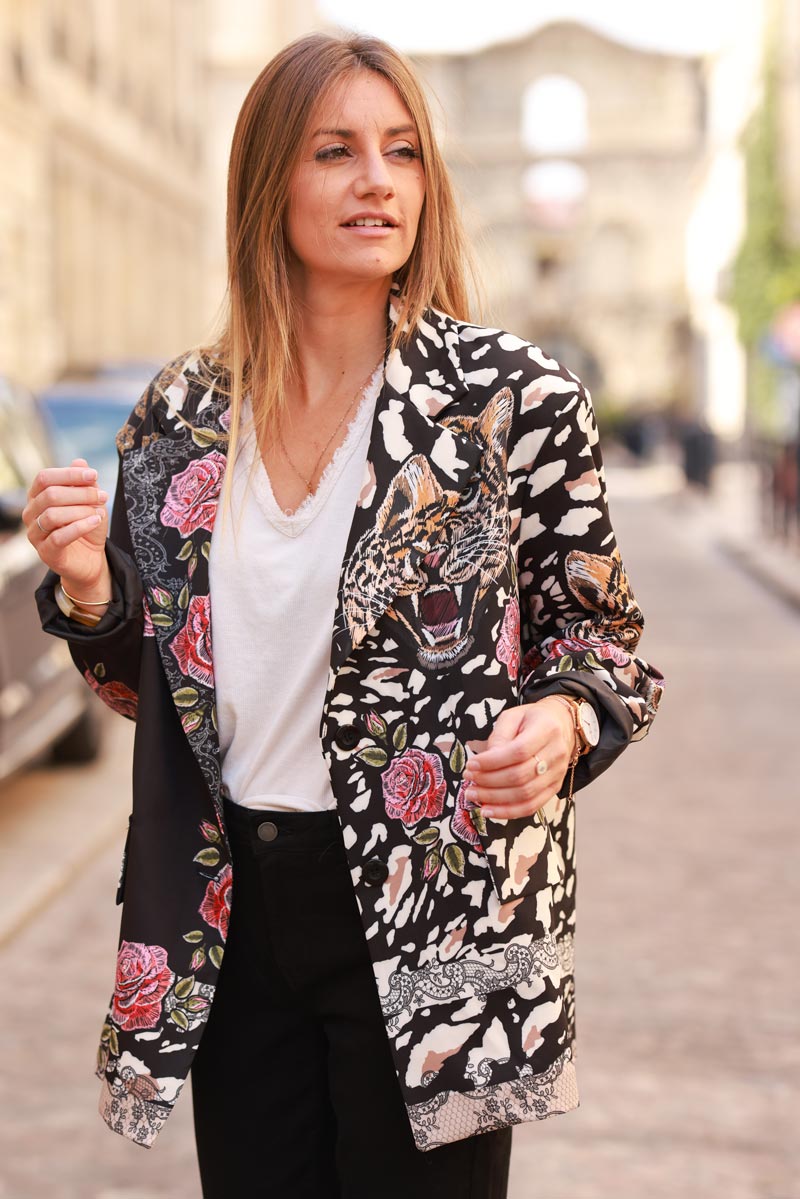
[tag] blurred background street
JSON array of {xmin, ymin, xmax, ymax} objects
[{"xmin": 1, "ymin": 1, "xmax": 799, "ymax": 1196}]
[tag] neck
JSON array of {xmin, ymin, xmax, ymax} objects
[{"xmin": 292, "ymin": 277, "xmax": 392, "ymax": 410}]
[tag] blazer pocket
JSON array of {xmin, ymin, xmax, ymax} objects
[
  {"xmin": 478, "ymin": 808, "xmax": 564, "ymax": 903},
  {"xmin": 115, "ymin": 816, "xmax": 132, "ymax": 906}
]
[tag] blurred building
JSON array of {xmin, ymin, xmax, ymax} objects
[
  {"xmin": 0, "ymin": 1, "xmax": 210, "ymax": 388},
  {"xmin": 0, "ymin": 1, "xmax": 321, "ymax": 391},
  {"xmin": 416, "ymin": 23, "xmax": 711, "ymax": 422},
  {"xmin": 685, "ymin": 3, "xmax": 765, "ymax": 441}
]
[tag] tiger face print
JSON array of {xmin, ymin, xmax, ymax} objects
[{"xmin": 343, "ymin": 388, "xmax": 514, "ymax": 670}]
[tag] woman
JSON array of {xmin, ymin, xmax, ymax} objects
[{"xmin": 25, "ymin": 32, "xmax": 664, "ymax": 1199}]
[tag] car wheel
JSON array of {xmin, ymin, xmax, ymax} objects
[{"xmin": 51, "ymin": 705, "xmax": 102, "ymax": 764}]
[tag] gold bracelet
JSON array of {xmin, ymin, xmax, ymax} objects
[{"xmin": 60, "ymin": 582, "xmax": 112, "ymax": 606}]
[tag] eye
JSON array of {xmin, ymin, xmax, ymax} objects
[
  {"xmin": 387, "ymin": 145, "xmax": 421, "ymax": 161},
  {"xmin": 314, "ymin": 143, "xmax": 351, "ymax": 162},
  {"xmin": 460, "ymin": 480, "xmax": 481, "ymax": 509}
]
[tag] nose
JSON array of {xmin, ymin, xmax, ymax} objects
[{"xmin": 354, "ymin": 146, "xmax": 395, "ymax": 199}]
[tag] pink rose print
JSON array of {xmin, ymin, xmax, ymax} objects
[
  {"xmin": 199, "ymin": 864, "xmax": 232, "ymax": 939},
  {"xmin": 111, "ymin": 941, "xmax": 174, "ymax": 1032},
  {"xmin": 169, "ymin": 594, "xmax": 213, "ymax": 688},
  {"xmin": 219, "ymin": 407, "xmax": 231, "ymax": 431},
  {"xmin": 496, "ymin": 597, "xmax": 521, "ymax": 681},
  {"xmin": 83, "ymin": 671, "xmax": 138, "ymax": 719},
  {"xmin": 551, "ymin": 637, "xmax": 630, "ymax": 666},
  {"xmin": 382, "ymin": 748, "xmax": 446, "ymax": 827},
  {"xmin": 451, "ymin": 781, "xmax": 484, "ymax": 852},
  {"xmin": 160, "ymin": 451, "xmax": 225, "ymax": 538}
]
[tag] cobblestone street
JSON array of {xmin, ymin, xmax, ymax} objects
[{"xmin": 1, "ymin": 472, "xmax": 797, "ymax": 1199}]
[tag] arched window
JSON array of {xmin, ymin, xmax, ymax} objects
[{"xmin": 521, "ymin": 75, "xmax": 588, "ymax": 156}]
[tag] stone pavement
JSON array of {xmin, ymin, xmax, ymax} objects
[{"xmin": 0, "ymin": 467, "xmax": 797, "ymax": 1198}]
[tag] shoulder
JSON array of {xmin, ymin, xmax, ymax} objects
[
  {"xmin": 115, "ymin": 347, "xmax": 228, "ymax": 456},
  {"xmin": 425, "ymin": 308, "xmax": 589, "ymax": 414}
]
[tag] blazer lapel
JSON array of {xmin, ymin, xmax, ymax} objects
[
  {"xmin": 330, "ymin": 303, "xmax": 484, "ymax": 673},
  {"xmin": 121, "ymin": 365, "xmax": 229, "ymax": 822}
]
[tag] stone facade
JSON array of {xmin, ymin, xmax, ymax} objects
[
  {"xmin": 0, "ymin": 0, "xmax": 210, "ymax": 388},
  {"xmin": 415, "ymin": 22, "xmax": 708, "ymax": 414}
]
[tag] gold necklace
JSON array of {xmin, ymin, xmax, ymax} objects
[{"xmin": 278, "ymin": 361, "xmax": 382, "ymax": 495}]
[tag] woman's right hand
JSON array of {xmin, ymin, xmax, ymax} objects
[{"xmin": 24, "ymin": 456, "xmax": 112, "ymax": 601}]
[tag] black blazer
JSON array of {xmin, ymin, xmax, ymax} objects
[{"xmin": 37, "ymin": 296, "xmax": 664, "ymax": 1150}]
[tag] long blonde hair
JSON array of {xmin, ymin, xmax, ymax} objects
[{"xmin": 205, "ymin": 32, "xmax": 476, "ymax": 497}]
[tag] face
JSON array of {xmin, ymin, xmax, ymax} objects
[{"xmin": 285, "ymin": 71, "xmax": 426, "ymax": 290}]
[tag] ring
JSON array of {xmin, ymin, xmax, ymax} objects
[
  {"xmin": 534, "ymin": 754, "xmax": 548, "ymax": 776},
  {"xmin": 36, "ymin": 515, "xmax": 46, "ymax": 534}
]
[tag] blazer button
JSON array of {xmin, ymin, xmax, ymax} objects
[
  {"xmin": 363, "ymin": 857, "xmax": 389, "ymax": 887},
  {"xmin": 335, "ymin": 723, "xmax": 361, "ymax": 750}
]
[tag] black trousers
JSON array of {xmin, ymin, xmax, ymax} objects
[{"xmin": 191, "ymin": 798, "xmax": 512, "ymax": 1199}]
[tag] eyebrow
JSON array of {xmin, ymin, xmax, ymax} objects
[{"xmin": 311, "ymin": 125, "xmax": 417, "ymax": 138}]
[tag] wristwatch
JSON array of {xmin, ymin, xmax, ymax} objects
[{"xmin": 551, "ymin": 695, "xmax": 600, "ymax": 760}]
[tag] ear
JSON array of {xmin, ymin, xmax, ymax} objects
[
  {"xmin": 564, "ymin": 548, "xmax": 618, "ymax": 615},
  {"xmin": 376, "ymin": 455, "xmax": 444, "ymax": 538},
  {"xmin": 477, "ymin": 386, "xmax": 514, "ymax": 449}
]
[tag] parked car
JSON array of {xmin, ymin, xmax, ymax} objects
[
  {"xmin": 0, "ymin": 376, "xmax": 102, "ymax": 781},
  {"xmin": 36, "ymin": 363, "xmax": 158, "ymax": 513}
]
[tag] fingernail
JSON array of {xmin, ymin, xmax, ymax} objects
[
  {"xmin": 97, "ymin": 490, "xmax": 109, "ymax": 501},
  {"xmin": 81, "ymin": 469, "xmax": 97, "ymax": 481},
  {"xmin": 91, "ymin": 514, "xmax": 102, "ymax": 525},
  {"xmin": 465, "ymin": 784, "xmax": 477, "ymax": 801},
  {"xmin": 482, "ymin": 807, "xmax": 494, "ymax": 818}
]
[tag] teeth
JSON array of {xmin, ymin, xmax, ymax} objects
[{"xmin": 348, "ymin": 218, "xmax": 391, "ymax": 227}]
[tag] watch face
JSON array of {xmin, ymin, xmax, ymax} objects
[{"xmin": 578, "ymin": 702, "xmax": 600, "ymax": 746}]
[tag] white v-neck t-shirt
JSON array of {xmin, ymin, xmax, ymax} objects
[{"xmin": 208, "ymin": 367, "xmax": 382, "ymax": 812}]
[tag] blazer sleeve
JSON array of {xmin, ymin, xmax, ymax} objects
[
  {"xmin": 514, "ymin": 379, "xmax": 665, "ymax": 796},
  {"xmin": 34, "ymin": 382, "xmax": 158, "ymax": 722}
]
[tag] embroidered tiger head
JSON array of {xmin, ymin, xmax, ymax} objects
[{"xmin": 342, "ymin": 388, "xmax": 514, "ymax": 670}]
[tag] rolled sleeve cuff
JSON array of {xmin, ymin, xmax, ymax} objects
[{"xmin": 35, "ymin": 540, "xmax": 143, "ymax": 648}]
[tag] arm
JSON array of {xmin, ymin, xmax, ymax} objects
[
  {"xmin": 34, "ymin": 463, "xmax": 145, "ymax": 720},
  {"xmin": 514, "ymin": 380, "xmax": 665, "ymax": 795},
  {"xmin": 464, "ymin": 377, "xmax": 664, "ymax": 820},
  {"xmin": 30, "ymin": 379, "xmax": 161, "ymax": 722}
]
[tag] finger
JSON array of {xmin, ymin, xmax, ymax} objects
[
  {"xmin": 467, "ymin": 733, "xmax": 539, "ymax": 774},
  {"xmin": 32, "ymin": 484, "xmax": 109, "ymax": 512},
  {"xmin": 34, "ymin": 505, "xmax": 107, "ymax": 534},
  {"xmin": 44, "ymin": 512, "xmax": 105, "ymax": 550},
  {"xmin": 28, "ymin": 466, "xmax": 98, "ymax": 501},
  {"xmin": 464, "ymin": 752, "xmax": 563, "ymax": 791},
  {"xmin": 466, "ymin": 769, "xmax": 555, "ymax": 805},
  {"xmin": 481, "ymin": 794, "xmax": 557, "ymax": 821}
]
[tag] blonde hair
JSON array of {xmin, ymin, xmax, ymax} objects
[{"xmin": 205, "ymin": 32, "xmax": 477, "ymax": 502}]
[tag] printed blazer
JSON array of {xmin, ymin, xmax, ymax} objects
[{"xmin": 37, "ymin": 297, "xmax": 665, "ymax": 1151}]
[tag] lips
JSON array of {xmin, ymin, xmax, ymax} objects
[{"xmin": 341, "ymin": 213, "xmax": 397, "ymax": 228}]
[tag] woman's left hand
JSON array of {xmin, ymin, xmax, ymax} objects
[{"xmin": 462, "ymin": 697, "xmax": 578, "ymax": 819}]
